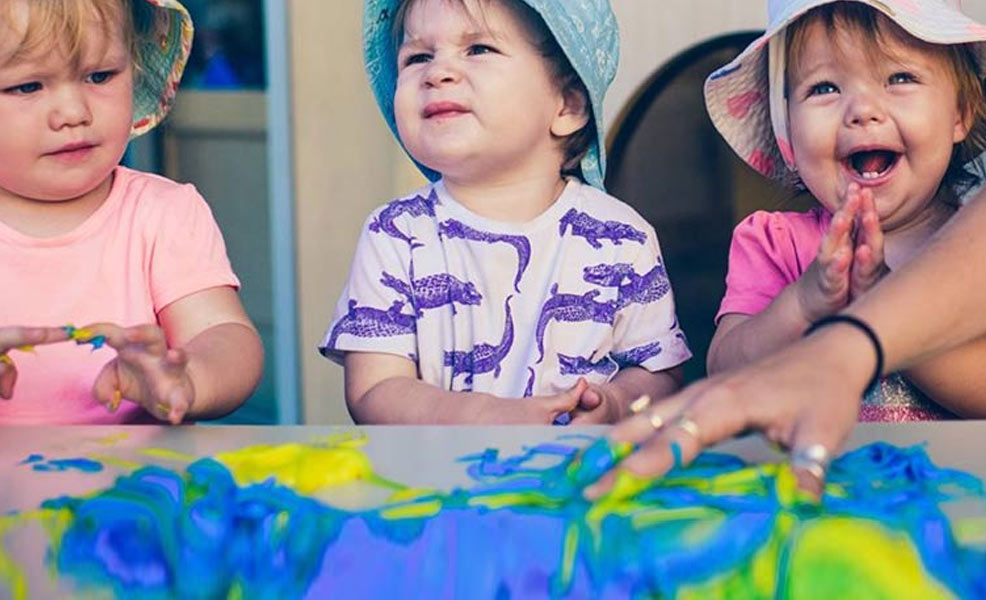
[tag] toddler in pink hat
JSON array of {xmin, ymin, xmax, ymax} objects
[{"xmin": 704, "ymin": 0, "xmax": 986, "ymax": 421}]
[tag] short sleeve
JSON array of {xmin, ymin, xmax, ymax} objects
[
  {"xmin": 149, "ymin": 185, "xmax": 239, "ymax": 311},
  {"xmin": 716, "ymin": 210, "xmax": 821, "ymax": 323},
  {"xmin": 609, "ymin": 229, "xmax": 692, "ymax": 373},
  {"xmin": 318, "ymin": 212, "xmax": 417, "ymax": 364}
]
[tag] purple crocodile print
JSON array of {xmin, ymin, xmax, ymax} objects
[
  {"xmin": 523, "ymin": 367, "xmax": 535, "ymax": 398},
  {"xmin": 380, "ymin": 272, "xmax": 482, "ymax": 316},
  {"xmin": 367, "ymin": 189, "xmax": 439, "ymax": 248},
  {"xmin": 438, "ymin": 219, "xmax": 531, "ymax": 293},
  {"xmin": 583, "ymin": 261, "xmax": 671, "ymax": 310},
  {"xmin": 443, "ymin": 296, "xmax": 514, "ymax": 385},
  {"xmin": 325, "ymin": 300, "xmax": 416, "ymax": 353},
  {"xmin": 535, "ymin": 284, "xmax": 616, "ymax": 363},
  {"xmin": 558, "ymin": 209, "xmax": 647, "ymax": 249},
  {"xmin": 611, "ymin": 340, "xmax": 663, "ymax": 369},
  {"xmin": 558, "ymin": 353, "xmax": 618, "ymax": 377}
]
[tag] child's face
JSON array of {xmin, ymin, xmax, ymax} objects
[
  {"xmin": 786, "ymin": 20, "xmax": 969, "ymax": 231},
  {"xmin": 0, "ymin": 3, "xmax": 134, "ymax": 205},
  {"xmin": 393, "ymin": 0, "xmax": 573, "ymax": 184}
]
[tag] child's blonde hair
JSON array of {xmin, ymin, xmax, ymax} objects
[
  {"xmin": 0, "ymin": 0, "xmax": 142, "ymax": 71},
  {"xmin": 391, "ymin": 0, "xmax": 595, "ymax": 180},
  {"xmin": 786, "ymin": 3, "xmax": 986, "ymax": 195}
]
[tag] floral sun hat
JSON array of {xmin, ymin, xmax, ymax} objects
[
  {"xmin": 362, "ymin": 0, "xmax": 619, "ymax": 190},
  {"xmin": 131, "ymin": 0, "xmax": 194, "ymax": 137},
  {"xmin": 704, "ymin": 0, "xmax": 986, "ymax": 182}
]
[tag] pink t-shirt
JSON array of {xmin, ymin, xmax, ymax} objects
[
  {"xmin": 0, "ymin": 167, "xmax": 239, "ymax": 424},
  {"xmin": 716, "ymin": 208, "xmax": 830, "ymax": 323}
]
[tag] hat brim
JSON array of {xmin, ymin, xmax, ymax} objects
[
  {"xmin": 131, "ymin": 0, "xmax": 194, "ymax": 137},
  {"xmin": 705, "ymin": 0, "xmax": 986, "ymax": 181}
]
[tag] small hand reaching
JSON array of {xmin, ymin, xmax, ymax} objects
[
  {"xmin": 82, "ymin": 323, "xmax": 195, "ymax": 424},
  {"xmin": 849, "ymin": 186, "xmax": 889, "ymax": 300},
  {"xmin": 795, "ymin": 187, "xmax": 861, "ymax": 322},
  {"xmin": 0, "ymin": 326, "xmax": 70, "ymax": 399}
]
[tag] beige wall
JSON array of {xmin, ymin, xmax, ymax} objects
[{"xmin": 289, "ymin": 0, "xmax": 986, "ymax": 423}]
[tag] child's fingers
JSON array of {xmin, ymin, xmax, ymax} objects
[
  {"xmin": 123, "ymin": 325, "xmax": 169, "ymax": 355},
  {"xmin": 75, "ymin": 323, "xmax": 127, "ymax": 349},
  {"xmin": 0, "ymin": 361, "xmax": 16, "ymax": 400},
  {"xmin": 578, "ymin": 386, "xmax": 603, "ymax": 410},
  {"xmin": 91, "ymin": 360, "xmax": 124, "ymax": 412},
  {"xmin": 0, "ymin": 326, "xmax": 70, "ymax": 352}
]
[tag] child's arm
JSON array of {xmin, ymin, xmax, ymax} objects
[
  {"xmin": 569, "ymin": 366, "xmax": 682, "ymax": 424},
  {"xmin": 708, "ymin": 189, "xmax": 861, "ymax": 374},
  {"xmin": 0, "ymin": 326, "xmax": 71, "ymax": 399},
  {"xmin": 84, "ymin": 286, "xmax": 262, "ymax": 423},
  {"xmin": 345, "ymin": 351, "xmax": 585, "ymax": 424}
]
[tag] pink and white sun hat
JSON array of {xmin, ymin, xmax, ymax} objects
[{"xmin": 704, "ymin": 0, "xmax": 986, "ymax": 182}]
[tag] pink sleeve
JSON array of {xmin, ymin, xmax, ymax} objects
[
  {"xmin": 716, "ymin": 210, "xmax": 822, "ymax": 323},
  {"xmin": 146, "ymin": 185, "xmax": 240, "ymax": 311}
]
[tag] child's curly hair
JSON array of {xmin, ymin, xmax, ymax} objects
[
  {"xmin": 785, "ymin": 3, "xmax": 986, "ymax": 197},
  {"xmin": 391, "ymin": 0, "xmax": 595, "ymax": 181}
]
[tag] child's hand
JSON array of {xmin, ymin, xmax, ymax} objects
[
  {"xmin": 83, "ymin": 323, "xmax": 195, "ymax": 424},
  {"xmin": 0, "ymin": 327, "xmax": 70, "ymax": 399},
  {"xmin": 849, "ymin": 186, "xmax": 889, "ymax": 300},
  {"xmin": 570, "ymin": 382, "xmax": 623, "ymax": 424},
  {"xmin": 523, "ymin": 378, "xmax": 588, "ymax": 424},
  {"xmin": 796, "ymin": 188, "xmax": 860, "ymax": 322}
]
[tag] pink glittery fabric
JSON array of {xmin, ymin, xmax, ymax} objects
[{"xmin": 859, "ymin": 374, "xmax": 955, "ymax": 422}]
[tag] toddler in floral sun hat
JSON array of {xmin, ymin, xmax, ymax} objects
[
  {"xmin": 0, "ymin": 0, "xmax": 262, "ymax": 424},
  {"xmin": 705, "ymin": 0, "xmax": 986, "ymax": 421},
  {"xmin": 321, "ymin": 0, "xmax": 692, "ymax": 425}
]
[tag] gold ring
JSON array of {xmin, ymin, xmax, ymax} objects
[
  {"xmin": 646, "ymin": 410, "xmax": 664, "ymax": 431},
  {"xmin": 673, "ymin": 415, "xmax": 700, "ymax": 440},
  {"xmin": 629, "ymin": 395, "xmax": 652, "ymax": 414}
]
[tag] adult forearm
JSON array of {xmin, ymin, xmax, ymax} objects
[
  {"xmin": 184, "ymin": 322, "xmax": 264, "ymax": 419},
  {"xmin": 903, "ymin": 335, "xmax": 986, "ymax": 418},
  {"xmin": 848, "ymin": 190, "xmax": 986, "ymax": 371}
]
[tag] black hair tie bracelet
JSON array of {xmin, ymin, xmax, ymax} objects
[{"xmin": 804, "ymin": 315, "xmax": 884, "ymax": 393}]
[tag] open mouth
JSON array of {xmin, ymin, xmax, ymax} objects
[{"xmin": 846, "ymin": 149, "xmax": 900, "ymax": 180}]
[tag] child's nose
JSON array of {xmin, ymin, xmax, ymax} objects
[
  {"xmin": 49, "ymin": 86, "xmax": 93, "ymax": 130},
  {"xmin": 424, "ymin": 57, "xmax": 461, "ymax": 88},
  {"xmin": 843, "ymin": 89, "xmax": 886, "ymax": 128}
]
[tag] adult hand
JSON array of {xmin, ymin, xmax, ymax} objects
[
  {"xmin": 0, "ymin": 326, "xmax": 71, "ymax": 399},
  {"xmin": 583, "ymin": 326, "xmax": 873, "ymax": 500},
  {"xmin": 82, "ymin": 323, "xmax": 195, "ymax": 424}
]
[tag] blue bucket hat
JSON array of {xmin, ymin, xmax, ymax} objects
[{"xmin": 363, "ymin": 0, "xmax": 619, "ymax": 190}]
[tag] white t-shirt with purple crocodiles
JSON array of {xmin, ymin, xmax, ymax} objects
[{"xmin": 320, "ymin": 179, "xmax": 691, "ymax": 398}]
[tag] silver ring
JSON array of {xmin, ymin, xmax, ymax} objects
[
  {"xmin": 791, "ymin": 444, "xmax": 831, "ymax": 480},
  {"xmin": 672, "ymin": 415, "xmax": 700, "ymax": 441}
]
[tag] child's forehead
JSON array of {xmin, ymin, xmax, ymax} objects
[
  {"xmin": 0, "ymin": 2, "xmax": 127, "ymax": 69},
  {"xmin": 401, "ymin": 0, "xmax": 522, "ymax": 42}
]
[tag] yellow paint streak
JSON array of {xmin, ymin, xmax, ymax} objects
[
  {"xmin": 788, "ymin": 518, "xmax": 953, "ymax": 599},
  {"xmin": 380, "ymin": 500, "xmax": 443, "ymax": 520},
  {"xmin": 214, "ymin": 442, "xmax": 375, "ymax": 494},
  {"xmin": 140, "ymin": 448, "xmax": 196, "ymax": 462}
]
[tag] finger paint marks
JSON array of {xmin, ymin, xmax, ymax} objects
[
  {"xmin": 19, "ymin": 455, "xmax": 102, "ymax": 473},
  {"xmin": 2, "ymin": 440, "xmax": 984, "ymax": 599}
]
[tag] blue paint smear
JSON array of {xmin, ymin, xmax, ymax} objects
[
  {"xmin": 21, "ymin": 455, "xmax": 103, "ymax": 473},
  {"xmin": 27, "ymin": 441, "xmax": 986, "ymax": 599}
]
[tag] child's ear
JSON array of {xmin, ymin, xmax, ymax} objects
[
  {"xmin": 551, "ymin": 86, "xmax": 591, "ymax": 138},
  {"xmin": 954, "ymin": 100, "xmax": 974, "ymax": 145}
]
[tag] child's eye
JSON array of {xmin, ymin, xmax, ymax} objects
[
  {"xmin": 85, "ymin": 71, "xmax": 116, "ymax": 84},
  {"xmin": 806, "ymin": 82, "xmax": 838, "ymax": 97},
  {"xmin": 401, "ymin": 53, "xmax": 431, "ymax": 67},
  {"xmin": 3, "ymin": 81, "xmax": 42, "ymax": 95},
  {"xmin": 888, "ymin": 72, "xmax": 918, "ymax": 85},
  {"xmin": 467, "ymin": 44, "xmax": 497, "ymax": 56}
]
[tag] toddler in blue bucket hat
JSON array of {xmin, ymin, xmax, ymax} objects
[{"xmin": 321, "ymin": 0, "xmax": 691, "ymax": 425}]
